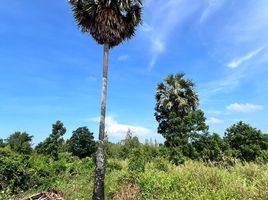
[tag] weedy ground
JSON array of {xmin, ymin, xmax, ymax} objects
[{"xmin": 16, "ymin": 158, "xmax": 268, "ymax": 200}]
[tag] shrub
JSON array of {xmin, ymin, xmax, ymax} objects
[
  {"xmin": 0, "ymin": 147, "xmax": 33, "ymax": 193},
  {"xmin": 106, "ymin": 160, "xmax": 122, "ymax": 172},
  {"xmin": 256, "ymin": 150, "xmax": 268, "ymax": 164},
  {"xmin": 168, "ymin": 148, "xmax": 186, "ymax": 165},
  {"xmin": 138, "ymin": 170, "xmax": 181, "ymax": 199},
  {"xmin": 151, "ymin": 157, "xmax": 170, "ymax": 172},
  {"xmin": 128, "ymin": 148, "xmax": 146, "ymax": 173}
]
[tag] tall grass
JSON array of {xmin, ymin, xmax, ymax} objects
[
  {"xmin": 139, "ymin": 161, "xmax": 268, "ymax": 199},
  {"xmin": 16, "ymin": 158, "xmax": 268, "ymax": 200}
]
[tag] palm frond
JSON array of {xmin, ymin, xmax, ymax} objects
[
  {"xmin": 68, "ymin": 0, "xmax": 143, "ymax": 47},
  {"xmin": 156, "ymin": 73, "xmax": 200, "ymax": 118}
]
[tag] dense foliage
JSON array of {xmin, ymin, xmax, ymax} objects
[
  {"xmin": 224, "ymin": 121, "xmax": 268, "ymax": 162},
  {"xmin": 1, "ymin": 119, "xmax": 268, "ymax": 199},
  {"xmin": 6, "ymin": 132, "xmax": 33, "ymax": 155},
  {"xmin": 35, "ymin": 121, "xmax": 66, "ymax": 160},
  {"xmin": 1, "ymin": 147, "xmax": 268, "ymax": 199},
  {"xmin": 67, "ymin": 127, "xmax": 96, "ymax": 159},
  {"xmin": 1, "ymin": 117, "xmax": 268, "ymax": 199},
  {"xmin": 193, "ymin": 132, "xmax": 228, "ymax": 162}
]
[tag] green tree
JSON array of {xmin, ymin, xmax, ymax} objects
[
  {"xmin": 193, "ymin": 133, "xmax": 227, "ymax": 162},
  {"xmin": 155, "ymin": 73, "xmax": 208, "ymax": 157},
  {"xmin": 262, "ymin": 134, "xmax": 268, "ymax": 149},
  {"xmin": 128, "ymin": 148, "xmax": 146, "ymax": 173},
  {"xmin": 68, "ymin": 1, "xmax": 143, "ymax": 198},
  {"xmin": 35, "ymin": 121, "xmax": 66, "ymax": 160},
  {"xmin": 0, "ymin": 139, "xmax": 5, "ymax": 148},
  {"xmin": 224, "ymin": 121, "xmax": 266, "ymax": 162},
  {"xmin": 120, "ymin": 129, "xmax": 140, "ymax": 158},
  {"xmin": 6, "ymin": 132, "xmax": 33, "ymax": 154},
  {"xmin": 121, "ymin": 129, "xmax": 140, "ymax": 148},
  {"xmin": 67, "ymin": 127, "xmax": 96, "ymax": 159}
]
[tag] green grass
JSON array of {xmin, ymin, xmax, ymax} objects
[
  {"xmin": 10, "ymin": 157, "xmax": 268, "ymax": 200},
  {"xmin": 139, "ymin": 161, "xmax": 268, "ymax": 200}
]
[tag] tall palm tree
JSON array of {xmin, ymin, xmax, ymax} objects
[
  {"xmin": 155, "ymin": 73, "xmax": 199, "ymax": 143},
  {"xmin": 68, "ymin": 0, "xmax": 142, "ymax": 199}
]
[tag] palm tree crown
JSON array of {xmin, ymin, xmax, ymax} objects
[
  {"xmin": 69, "ymin": 0, "xmax": 142, "ymax": 47},
  {"xmin": 155, "ymin": 73, "xmax": 199, "ymax": 118}
]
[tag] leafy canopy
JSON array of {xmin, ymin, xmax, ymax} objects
[
  {"xmin": 6, "ymin": 132, "xmax": 33, "ymax": 154},
  {"xmin": 224, "ymin": 121, "xmax": 267, "ymax": 162},
  {"xmin": 67, "ymin": 127, "xmax": 96, "ymax": 159},
  {"xmin": 193, "ymin": 133, "xmax": 228, "ymax": 162},
  {"xmin": 0, "ymin": 139, "xmax": 5, "ymax": 148},
  {"xmin": 35, "ymin": 121, "xmax": 66, "ymax": 160}
]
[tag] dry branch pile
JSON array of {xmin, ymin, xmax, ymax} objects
[{"xmin": 21, "ymin": 192, "xmax": 64, "ymax": 200}]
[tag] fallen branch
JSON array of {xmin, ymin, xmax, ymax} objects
[{"xmin": 21, "ymin": 191, "xmax": 64, "ymax": 200}]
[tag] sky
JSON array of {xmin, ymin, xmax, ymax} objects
[{"xmin": 0, "ymin": 0, "xmax": 268, "ymax": 145}]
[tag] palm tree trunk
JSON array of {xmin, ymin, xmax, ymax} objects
[{"xmin": 93, "ymin": 43, "xmax": 109, "ymax": 200}]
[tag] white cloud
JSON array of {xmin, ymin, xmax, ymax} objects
[
  {"xmin": 198, "ymin": 0, "xmax": 268, "ymax": 69},
  {"xmin": 117, "ymin": 55, "xmax": 129, "ymax": 61},
  {"xmin": 199, "ymin": 69, "xmax": 246, "ymax": 100},
  {"xmin": 227, "ymin": 47, "xmax": 265, "ymax": 68},
  {"xmin": 224, "ymin": 1, "xmax": 268, "ymax": 44},
  {"xmin": 90, "ymin": 116, "xmax": 151, "ymax": 139},
  {"xmin": 206, "ymin": 110, "xmax": 230, "ymax": 115},
  {"xmin": 141, "ymin": 22, "xmax": 153, "ymax": 32},
  {"xmin": 200, "ymin": 46, "xmax": 268, "ymax": 100},
  {"xmin": 86, "ymin": 75, "xmax": 97, "ymax": 81},
  {"xmin": 198, "ymin": 1, "xmax": 268, "ymax": 102},
  {"xmin": 152, "ymin": 38, "xmax": 165, "ymax": 53},
  {"xmin": 226, "ymin": 103, "xmax": 263, "ymax": 113},
  {"xmin": 149, "ymin": 38, "xmax": 165, "ymax": 69},
  {"xmin": 200, "ymin": 0, "xmax": 226, "ymax": 23},
  {"xmin": 142, "ymin": 0, "xmax": 203, "ymax": 70},
  {"xmin": 206, "ymin": 117, "xmax": 223, "ymax": 125}
]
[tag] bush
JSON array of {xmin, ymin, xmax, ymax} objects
[
  {"xmin": 107, "ymin": 160, "xmax": 122, "ymax": 172},
  {"xmin": 151, "ymin": 157, "xmax": 170, "ymax": 172},
  {"xmin": 256, "ymin": 150, "xmax": 268, "ymax": 164},
  {"xmin": 128, "ymin": 148, "xmax": 146, "ymax": 173},
  {"xmin": 138, "ymin": 169, "xmax": 181, "ymax": 199},
  {"xmin": 168, "ymin": 148, "xmax": 186, "ymax": 165},
  {"xmin": 0, "ymin": 147, "xmax": 33, "ymax": 193}
]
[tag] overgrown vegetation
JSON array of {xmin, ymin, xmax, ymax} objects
[
  {"xmin": 2, "ymin": 147, "xmax": 268, "ymax": 199},
  {"xmin": 1, "ymin": 120, "xmax": 268, "ymax": 199}
]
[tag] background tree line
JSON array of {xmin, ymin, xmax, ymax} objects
[{"xmin": 1, "ymin": 117, "xmax": 268, "ymax": 166}]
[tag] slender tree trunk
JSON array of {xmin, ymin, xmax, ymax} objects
[{"xmin": 93, "ymin": 43, "xmax": 109, "ymax": 200}]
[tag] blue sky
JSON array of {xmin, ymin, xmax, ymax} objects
[{"xmin": 0, "ymin": 0, "xmax": 268, "ymax": 145}]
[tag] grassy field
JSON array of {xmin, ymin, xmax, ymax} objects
[{"xmin": 15, "ymin": 158, "xmax": 268, "ymax": 200}]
